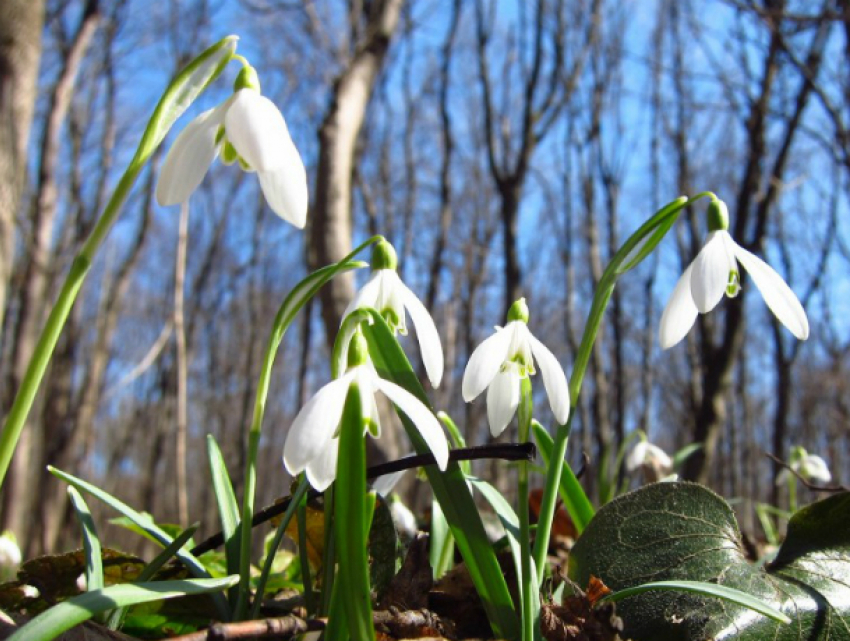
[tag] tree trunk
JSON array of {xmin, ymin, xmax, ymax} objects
[
  {"xmin": 311, "ymin": 0, "xmax": 403, "ymax": 350},
  {"xmin": 2, "ymin": 2, "xmax": 98, "ymax": 550},
  {"xmin": 0, "ymin": 0, "xmax": 45, "ymax": 335}
]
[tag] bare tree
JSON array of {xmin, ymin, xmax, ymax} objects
[
  {"xmin": 0, "ymin": 0, "xmax": 45, "ymax": 338},
  {"xmin": 474, "ymin": 0, "xmax": 599, "ymax": 318},
  {"xmin": 681, "ymin": 0, "xmax": 832, "ymax": 482},
  {"xmin": 310, "ymin": 0, "xmax": 404, "ymax": 349},
  {"xmin": 1, "ymin": 0, "xmax": 99, "ymax": 549}
]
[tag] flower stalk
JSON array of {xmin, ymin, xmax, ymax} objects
[
  {"xmin": 0, "ymin": 35, "xmax": 238, "ymax": 492},
  {"xmin": 233, "ymin": 238, "xmax": 377, "ymax": 619},
  {"xmin": 531, "ymin": 194, "xmax": 708, "ymax": 582},
  {"xmin": 517, "ymin": 376, "xmax": 536, "ymax": 641}
]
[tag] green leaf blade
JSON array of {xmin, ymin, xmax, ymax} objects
[
  {"xmin": 48, "ymin": 467, "xmax": 230, "ymax": 621},
  {"xmin": 361, "ymin": 311, "xmax": 520, "ymax": 640},
  {"xmin": 532, "ymin": 422, "xmax": 594, "ymax": 533},
  {"xmin": 67, "ymin": 487, "xmax": 103, "ymax": 594},
  {"xmin": 569, "ymin": 482, "xmax": 850, "ymax": 640},
  {"xmin": 8, "ymin": 577, "xmax": 238, "ymax": 641}
]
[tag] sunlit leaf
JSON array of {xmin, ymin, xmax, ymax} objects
[{"xmin": 569, "ymin": 482, "xmax": 850, "ymax": 640}]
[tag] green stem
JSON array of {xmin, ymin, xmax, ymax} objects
[
  {"xmin": 321, "ymin": 486, "xmax": 336, "ymax": 616},
  {"xmin": 517, "ymin": 377, "xmax": 534, "ymax": 641},
  {"xmin": 296, "ymin": 496, "xmax": 316, "ymax": 616},
  {"xmin": 233, "ymin": 238, "xmax": 378, "ymax": 619},
  {"xmin": 531, "ymin": 194, "xmax": 713, "ymax": 583},
  {"xmin": 249, "ymin": 479, "xmax": 308, "ymax": 619},
  {"xmin": 0, "ymin": 36, "xmax": 238, "ymax": 491}
]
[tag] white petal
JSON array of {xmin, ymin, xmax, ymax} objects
[
  {"xmin": 283, "ymin": 373, "xmax": 353, "ymax": 476},
  {"xmin": 486, "ymin": 370, "xmax": 520, "ymax": 437},
  {"xmin": 342, "ymin": 271, "xmax": 383, "ymax": 322},
  {"xmin": 224, "ymin": 90, "xmax": 292, "ymax": 171},
  {"xmin": 379, "ymin": 271, "xmax": 408, "ymax": 332},
  {"xmin": 691, "ymin": 231, "xmax": 735, "ymax": 314},
  {"xmin": 398, "ymin": 280, "xmax": 444, "ymax": 388},
  {"xmin": 156, "ymin": 104, "xmax": 225, "ymax": 206},
  {"xmin": 374, "ymin": 376, "xmax": 449, "ymax": 470},
  {"xmin": 462, "ymin": 327, "xmax": 513, "ymax": 402},
  {"xmin": 733, "ymin": 243, "xmax": 810, "ymax": 340},
  {"xmin": 305, "ymin": 439, "xmax": 339, "ymax": 491},
  {"xmin": 256, "ymin": 149, "xmax": 308, "ymax": 228},
  {"xmin": 659, "ymin": 263, "xmax": 699, "ymax": 349},
  {"xmin": 799, "ymin": 454, "xmax": 831, "ymax": 483},
  {"xmin": 625, "ymin": 441, "xmax": 648, "ymax": 472},
  {"xmin": 528, "ymin": 333, "xmax": 570, "ymax": 424},
  {"xmin": 371, "ymin": 468, "xmax": 407, "ymax": 496},
  {"xmin": 643, "ymin": 442, "xmax": 673, "ymax": 471},
  {"xmin": 356, "ymin": 368, "xmax": 382, "ymax": 438}
]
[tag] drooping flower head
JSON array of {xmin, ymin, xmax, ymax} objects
[
  {"xmin": 776, "ymin": 446, "xmax": 832, "ymax": 486},
  {"xmin": 157, "ymin": 64, "xmax": 308, "ymax": 228},
  {"xmin": 343, "ymin": 239, "xmax": 444, "ymax": 388},
  {"xmin": 0, "ymin": 531, "xmax": 21, "ymax": 568},
  {"xmin": 283, "ymin": 329, "xmax": 448, "ymax": 491},
  {"xmin": 625, "ymin": 439, "xmax": 673, "ymax": 478},
  {"xmin": 462, "ymin": 298, "xmax": 570, "ymax": 437},
  {"xmin": 660, "ymin": 197, "xmax": 809, "ymax": 349}
]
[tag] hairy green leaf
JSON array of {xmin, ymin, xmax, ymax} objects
[{"xmin": 569, "ymin": 482, "xmax": 850, "ymax": 640}]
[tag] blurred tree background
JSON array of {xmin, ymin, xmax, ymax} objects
[{"xmin": 1, "ymin": 0, "xmax": 847, "ymax": 558}]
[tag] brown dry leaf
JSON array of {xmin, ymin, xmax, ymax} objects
[
  {"xmin": 278, "ymin": 501, "xmax": 325, "ymax": 569},
  {"xmin": 540, "ymin": 576, "xmax": 627, "ymax": 641},
  {"xmin": 529, "ymin": 489, "xmax": 577, "ymax": 543}
]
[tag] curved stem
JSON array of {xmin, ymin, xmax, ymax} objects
[
  {"xmin": 233, "ymin": 238, "xmax": 379, "ymax": 619},
  {"xmin": 0, "ymin": 36, "xmax": 237, "ymax": 490},
  {"xmin": 531, "ymin": 193, "xmax": 714, "ymax": 582}
]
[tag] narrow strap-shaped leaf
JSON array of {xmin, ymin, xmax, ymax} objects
[
  {"xmin": 335, "ymin": 383, "xmax": 376, "ymax": 641},
  {"xmin": 207, "ymin": 435, "xmax": 241, "ymax": 584},
  {"xmin": 8, "ymin": 577, "xmax": 238, "ymax": 641},
  {"xmin": 106, "ymin": 523, "xmax": 199, "ymax": 630},
  {"xmin": 67, "ymin": 487, "xmax": 103, "ymax": 593},
  {"xmin": 468, "ymin": 478, "xmax": 522, "ymax": 584},
  {"xmin": 601, "ymin": 580, "xmax": 791, "ymax": 624},
  {"xmin": 362, "ymin": 311, "xmax": 520, "ymax": 639},
  {"xmin": 470, "ymin": 477, "xmax": 542, "ymax": 641},
  {"xmin": 429, "ymin": 499, "xmax": 453, "ymax": 579},
  {"xmin": 235, "ymin": 250, "xmax": 371, "ymax": 620},
  {"xmin": 532, "ymin": 422, "xmax": 594, "ymax": 533},
  {"xmin": 48, "ymin": 466, "xmax": 229, "ymax": 621},
  {"xmin": 249, "ymin": 480, "xmax": 310, "ymax": 620}
]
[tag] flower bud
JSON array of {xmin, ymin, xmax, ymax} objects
[
  {"xmin": 507, "ymin": 297, "xmax": 530, "ymax": 324},
  {"xmin": 233, "ymin": 65, "xmax": 261, "ymax": 93},
  {"xmin": 347, "ymin": 329, "xmax": 370, "ymax": 369},
  {"xmin": 371, "ymin": 239, "xmax": 398, "ymax": 271},
  {"xmin": 706, "ymin": 197, "xmax": 730, "ymax": 232}
]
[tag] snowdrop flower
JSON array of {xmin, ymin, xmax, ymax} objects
[
  {"xmin": 659, "ymin": 198, "xmax": 809, "ymax": 349},
  {"xmin": 776, "ymin": 447, "xmax": 831, "ymax": 485},
  {"xmin": 156, "ymin": 65, "xmax": 308, "ymax": 228},
  {"xmin": 462, "ymin": 298, "xmax": 570, "ymax": 437},
  {"xmin": 343, "ymin": 239, "xmax": 444, "ymax": 388},
  {"xmin": 283, "ymin": 330, "xmax": 448, "ymax": 491},
  {"xmin": 626, "ymin": 440, "xmax": 673, "ymax": 475},
  {"xmin": 0, "ymin": 531, "xmax": 21, "ymax": 568}
]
